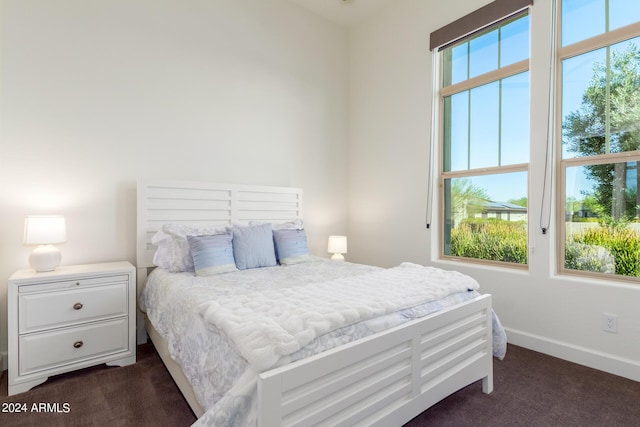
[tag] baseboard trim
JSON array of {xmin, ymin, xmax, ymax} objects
[{"xmin": 505, "ymin": 327, "xmax": 640, "ymax": 382}]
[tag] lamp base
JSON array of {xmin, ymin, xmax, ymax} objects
[
  {"xmin": 29, "ymin": 245, "xmax": 62, "ymax": 272},
  {"xmin": 331, "ymin": 253, "xmax": 345, "ymax": 261}
]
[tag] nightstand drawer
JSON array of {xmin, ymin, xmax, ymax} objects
[
  {"xmin": 19, "ymin": 274, "xmax": 129, "ymax": 293},
  {"xmin": 19, "ymin": 282, "xmax": 128, "ymax": 333},
  {"xmin": 19, "ymin": 318, "xmax": 129, "ymax": 375}
]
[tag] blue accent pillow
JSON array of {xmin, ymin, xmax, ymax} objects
[
  {"xmin": 232, "ymin": 224, "xmax": 277, "ymax": 270},
  {"xmin": 187, "ymin": 233, "xmax": 237, "ymax": 276},
  {"xmin": 273, "ymin": 229, "xmax": 311, "ymax": 265}
]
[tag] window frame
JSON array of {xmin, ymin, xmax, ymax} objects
[
  {"xmin": 438, "ymin": 13, "xmax": 531, "ymax": 268},
  {"xmin": 556, "ymin": 2, "xmax": 640, "ymax": 283}
]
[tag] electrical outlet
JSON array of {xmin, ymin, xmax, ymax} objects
[{"xmin": 602, "ymin": 313, "xmax": 618, "ymax": 333}]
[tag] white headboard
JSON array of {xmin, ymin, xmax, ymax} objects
[{"xmin": 136, "ymin": 180, "xmax": 303, "ymax": 270}]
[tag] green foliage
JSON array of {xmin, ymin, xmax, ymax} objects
[
  {"xmin": 449, "ymin": 217, "xmax": 639, "ymax": 276},
  {"xmin": 449, "ymin": 178, "xmax": 490, "ymax": 218},
  {"xmin": 450, "ymin": 219, "xmax": 527, "ymax": 264},
  {"xmin": 563, "ymin": 43, "xmax": 640, "ymax": 221},
  {"xmin": 565, "ymin": 241, "xmax": 616, "ymax": 274},
  {"xmin": 567, "ymin": 226, "xmax": 640, "ymax": 277},
  {"xmin": 508, "ymin": 197, "xmax": 528, "ymax": 207},
  {"xmin": 570, "ymin": 217, "xmax": 600, "ymax": 223},
  {"xmin": 597, "ymin": 214, "xmax": 632, "ymax": 230}
]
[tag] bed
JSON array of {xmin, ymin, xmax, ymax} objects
[{"xmin": 136, "ymin": 180, "xmax": 506, "ymax": 426}]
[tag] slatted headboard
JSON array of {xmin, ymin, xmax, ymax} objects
[
  {"xmin": 135, "ymin": 180, "xmax": 303, "ymax": 343},
  {"xmin": 136, "ymin": 179, "xmax": 304, "ymax": 270}
]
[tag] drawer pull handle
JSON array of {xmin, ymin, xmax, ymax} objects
[
  {"xmin": 73, "ymin": 341, "xmax": 84, "ymax": 349},
  {"xmin": 73, "ymin": 303, "xmax": 83, "ymax": 310}
]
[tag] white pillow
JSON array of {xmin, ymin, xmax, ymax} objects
[
  {"xmin": 249, "ymin": 219, "xmax": 304, "ymax": 230},
  {"xmin": 151, "ymin": 229, "xmax": 172, "ymax": 269}
]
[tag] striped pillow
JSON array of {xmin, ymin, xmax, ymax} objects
[
  {"xmin": 273, "ymin": 229, "xmax": 311, "ymax": 265},
  {"xmin": 187, "ymin": 233, "xmax": 237, "ymax": 276}
]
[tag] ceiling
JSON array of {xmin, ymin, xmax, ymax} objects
[{"xmin": 286, "ymin": 0, "xmax": 393, "ymax": 27}]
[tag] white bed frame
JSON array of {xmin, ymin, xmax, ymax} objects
[{"xmin": 136, "ymin": 179, "xmax": 494, "ymax": 426}]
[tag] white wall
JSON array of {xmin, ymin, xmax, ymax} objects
[
  {"xmin": 348, "ymin": 0, "xmax": 640, "ymax": 380},
  {"xmin": 0, "ymin": 0, "xmax": 349, "ymax": 365},
  {"xmin": 3, "ymin": 0, "xmax": 638, "ymax": 384}
]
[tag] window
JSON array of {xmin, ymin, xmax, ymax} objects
[
  {"xmin": 559, "ymin": 0, "xmax": 640, "ymax": 280},
  {"xmin": 439, "ymin": 13, "xmax": 530, "ymax": 266}
]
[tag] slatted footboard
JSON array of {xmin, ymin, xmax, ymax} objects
[{"xmin": 258, "ymin": 294, "xmax": 493, "ymax": 427}]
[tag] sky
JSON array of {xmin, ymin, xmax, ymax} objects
[{"xmin": 444, "ymin": 1, "xmax": 640, "ymax": 205}]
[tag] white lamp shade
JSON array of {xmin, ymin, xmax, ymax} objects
[
  {"xmin": 327, "ymin": 235, "xmax": 347, "ymax": 254},
  {"xmin": 24, "ymin": 215, "xmax": 66, "ymax": 245}
]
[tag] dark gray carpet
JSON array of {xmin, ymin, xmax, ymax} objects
[
  {"xmin": 1, "ymin": 343, "xmax": 638, "ymax": 426},
  {"xmin": 0, "ymin": 343, "xmax": 196, "ymax": 426},
  {"xmin": 406, "ymin": 344, "xmax": 640, "ymax": 427}
]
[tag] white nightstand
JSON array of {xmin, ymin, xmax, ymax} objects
[{"xmin": 8, "ymin": 261, "xmax": 136, "ymax": 395}]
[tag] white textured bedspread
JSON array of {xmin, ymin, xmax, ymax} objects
[
  {"xmin": 140, "ymin": 258, "xmax": 506, "ymax": 427},
  {"xmin": 199, "ymin": 262, "xmax": 479, "ymax": 371}
]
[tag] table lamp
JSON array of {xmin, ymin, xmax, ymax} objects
[
  {"xmin": 327, "ymin": 235, "xmax": 347, "ymax": 261},
  {"xmin": 24, "ymin": 215, "xmax": 66, "ymax": 272}
]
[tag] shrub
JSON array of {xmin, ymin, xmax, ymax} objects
[
  {"xmin": 565, "ymin": 241, "xmax": 616, "ymax": 274},
  {"xmin": 567, "ymin": 226, "xmax": 640, "ymax": 277},
  {"xmin": 450, "ymin": 219, "xmax": 527, "ymax": 264},
  {"xmin": 448, "ymin": 217, "xmax": 640, "ymax": 276}
]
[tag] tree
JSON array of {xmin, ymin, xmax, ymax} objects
[
  {"xmin": 449, "ymin": 178, "xmax": 489, "ymax": 226},
  {"xmin": 508, "ymin": 197, "xmax": 528, "ymax": 207},
  {"xmin": 563, "ymin": 43, "xmax": 640, "ymax": 220},
  {"xmin": 581, "ymin": 194, "xmax": 603, "ymax": 217},
  {"xmin": 565, "ymin": 196, "xmax": 580, "ymax": 218}
]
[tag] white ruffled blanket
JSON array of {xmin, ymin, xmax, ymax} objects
[{"xmin": 198, "ymin": 262, "xmax": 480, "ymax": 372}]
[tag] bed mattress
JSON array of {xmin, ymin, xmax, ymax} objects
[{"xmin": 139, "ymin": 258, "xmax": 507, "ymax": 426}]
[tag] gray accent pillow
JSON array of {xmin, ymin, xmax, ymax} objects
[{"xmin": 232, "ymin": 223, "xmax": 277, "ymax": 270}]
